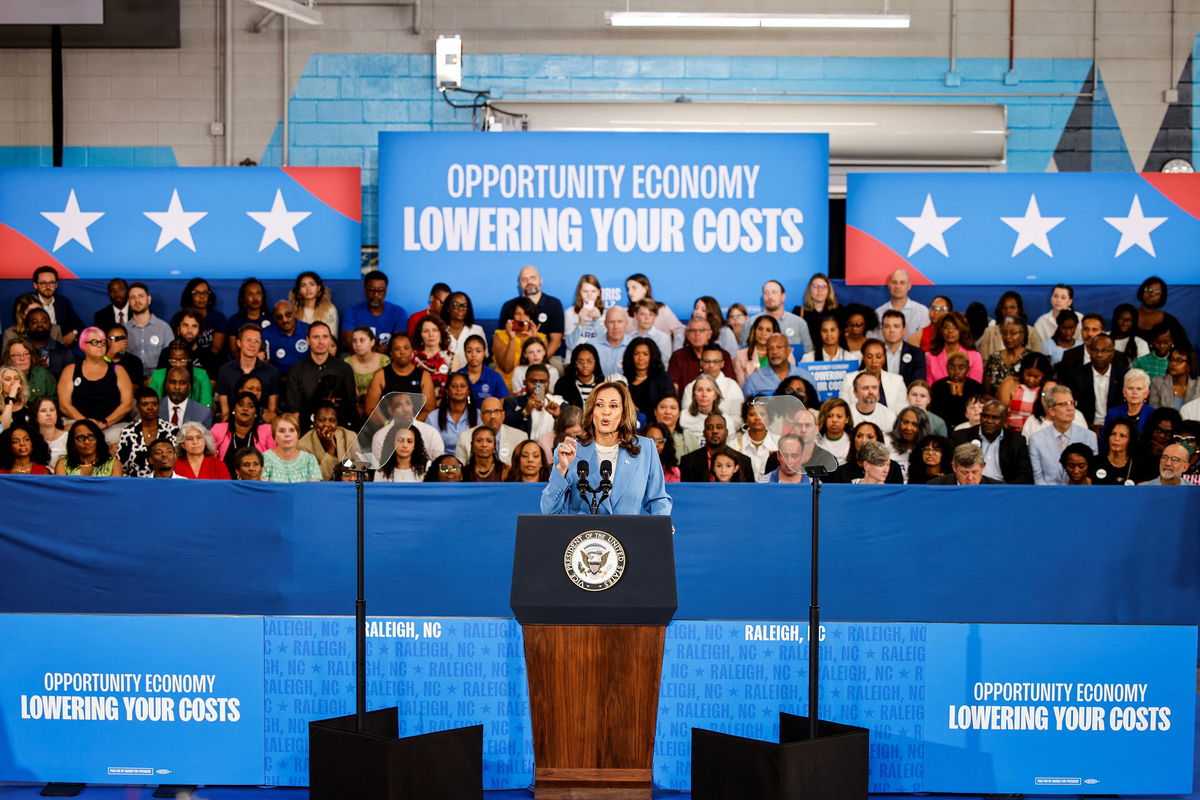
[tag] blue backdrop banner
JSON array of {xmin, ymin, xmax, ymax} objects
[
  {"xmin": 846, "ymin": 172, "xmax": 1200, "ymax": 286},
  {"xmin": 0, "ymin": 615, "xmax": 1192, "ymax": 794},
  {"xmin": 378, "ymin": 131, "xmax": 829, "ymax": 317},
  {"xmin": 0, "ymin": 167, "xmax": 362, "ymax": 280},
  {"xmin": 0, "ymin": 615, "xmax": 264, "ymax": 785},
  {"xmin": 0, "ymin": 479, "xmax": 1196, "ymax": 626}
]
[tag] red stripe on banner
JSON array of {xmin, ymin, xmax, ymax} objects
[
  {"xmin": 844, "ymin": 224, "xmax": 933, "ymax": 286},
  {"xmin": 1139, "ymin": 172, "xmax": 1200, "ymax": 221},
  {"xmin": 282, "ymin": 166, "xmax": 362, "ymax": 222},
  {"xmin": 0, "ymin": 224, "xmax": 74, "ymax": 279}
]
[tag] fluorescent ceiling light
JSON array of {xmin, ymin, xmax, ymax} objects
[
  {"xmin": 606, "ymin": 11, "xmax": 910, "ymax": 29},
  {"xmin": 245, "ymin": 0, "xmax": 323, "ymax": 25}
]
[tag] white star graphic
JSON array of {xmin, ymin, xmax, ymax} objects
[
  {"xmin": 40, "ymin": 189, "xmax": 105, "ymax": 252},
  {"xmin": 1103, "ymin": 195, "xmax": 1167, "ymax": 257},
  {"xmin": 896, "ymin": 194, "xmax": 960, "ymax": 257},
  {"xmin": 1000, "ymin": 194, "xmax": 1065, "ymax": 257},
  {"xmin": 246, "ymin": 189, "xmax": 311, "ymax": 252},
  {"xmin": 143, "ymin": 189, "xmax": 208, "ymax": 252}
]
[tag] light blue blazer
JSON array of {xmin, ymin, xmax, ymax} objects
[{"xmin": 540, "ymin": 436, "xmax": 673, "ymax": 516}]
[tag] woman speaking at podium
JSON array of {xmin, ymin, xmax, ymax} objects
[{"xmin": 540, "ymin": 381, "xmax": 672, "ymax": 516}]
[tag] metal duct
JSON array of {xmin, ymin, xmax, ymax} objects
[{"xmin": 485, "ymin": 100, "xmax": 1008, "ymax": 196}]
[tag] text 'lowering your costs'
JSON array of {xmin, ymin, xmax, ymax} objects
[{"xmin": 401, "ymin": 162, "xmax": 808, "ymax": 254}]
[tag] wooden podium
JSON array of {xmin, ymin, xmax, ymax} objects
[{"xmin": 511, "ymin": 514, "xmax": 677, "ymax": 800}]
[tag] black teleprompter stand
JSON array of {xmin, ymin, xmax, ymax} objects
[
  {"xmin": 691, "ymin": 464, "xmax": 870, "ymax": 800},
  {"xmin": 307, "ymin": 462, "xmax": 482, "ymax": 800}
]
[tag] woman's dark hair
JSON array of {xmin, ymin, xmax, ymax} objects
[
  {"xmin": 231, "ymin": 446, "xmax": 263, "ymax": 476},
  {"xmin": 231, "ymin": 391, "xmax": 268, "ymax": 442},
  {"xmin": 234, "ymin": 373, "xmax": 264, "ymax": 397},
  {"xmin": 624, "ymin": 273, "xmax": 657, "ymax": 312},
  {"xmin": 840, "ymin": 302, "xmax": 878, "ymax": 334},
  {"xmin": 64, "ymin": 419, "xmax": 110, "ymax": 470},
  {"xmin": 930, "ymin": 310, "xmax": 976, "ymax": 354},
  {"xmin": 745, "ymin": 314, "xmax": 782, "ymax": 348},
  {"xmin": 1017, "ymin": 352, "xmax": 1052, "ymax": 420},
  {"xmin": 381, "ymin": 424, "xmax": 429, "ymax": 480},
  {"xmin": 179, "ymin": 278, "xmax": 216, "ymax": 313},
  {"xmin": 888, "ymin": 406, "xmax": 929, "ymax": 451},
  {"xmin": 236, "ymin": 278, "xmax": 265, "ymax": 314},
  {"xmin": 907, "ymin": 434, "xmax": 952, "ymax": 484},
  {"xmin": 508, "ymin": 296, "xmax": 538, "ymax": 323},
  {"xmin": 707, "ymin": 445, "xmax": 748, "ymax": 482},
  {"xmin": 1171, "ymin": 345, "xmax": 1199, "ymax": 378},
  {"xmin": 1059, "ymin": 442, "xmax": 1094, "ymax": 468},
  {"xmin": 653, "ymin": 391, "xmax": 684, "ymax": 434},
  {"xmin": 845, "ymin": 421, "xmax": 885, "ymax": 467},
  {"xmin": 504, "ymin": 439, "xmax": 549, "ymax": 482},
  {"xmin": 1108, "ymin": 303, "xmax": 1140, "ymax": 359},
  {"xmin": 566, "ymin": 344, "xmax": 601, "ymax": 381},
  {"xmin": 436, "ymin": 372, "xmax": 478, "ymax": 430},
  {"xmin": 424, "ymin": 454, "xmax": 462, "ymax": 482},
  {"xmin": 442, "ymin": 291, "xmax": 476, "ymax": 327},
  {"xmin": 1137, "ymin": 275, "xmax": 1168, "ymax": 308},
  {"xmin": 810, "ymin": 313, "xmax": 846, "ymax": 361},
  {"xmin": 964, "ymin": 302, "xmax": 989, "ymax": 342},
  {"xmin": 292, "ymin": 270, "xmax": 327, "ymax": 306},
  {"xmin": 621, "ymin": 336, "xmax": 665, "ymax": 378},
  {"xmin": 463, "ymin": 425, "xmax": 498, "ymax": 480},
  {"xmin": 640, "ymin": 421, "xmax": 678, "ymax": 470},
  {"xmin": 133, "ymin": 385, "xmax": 159, "ymax": 405},
  {"xmin": 774, "ymin": 376, "xmax": 820, "ymax": 410},
  {"xmin": 992, "ymin": 291, "xmax": 1027, "ymax": 322},
  {"xmin": 32, "ymin": 396, "xmax": 63, "ymax": 431},
  {"xmin": 417, "ymin": 314, "xmax": 451, "ymax": 351},
  {"xmin": 0, "ymin": 422, "xmax": 50, "ymax": 469},
  {"xmin": 1100, "ymin": 415, "xmax": 1141, "ymax": 456}
]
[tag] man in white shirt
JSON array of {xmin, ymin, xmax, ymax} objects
[
  {"xmin": 874, "ymin": 269, "xmax": 930, "ymax": 335},
  {"xmin": 849, "ymin": 372, "xmax": 896, "ymax": 431},
  {"xmin": 1029, "ymin": 386, "xmax": 1098, "ymax": 484},
  {"xmin": 683, "ymin": 345, "xmax": 744, "ymax": 422},
  {"xmin": 503, "ymin": 365, "xmax": 563, "ymax": 442},
  {"xmin": 739, "ymin": 279, "xmax": 813, "ymax": 355},
  {"xmin": 457, "ymin": 396, "xmax": 525, "ymax": 466},
  {"xmin": 148, "ymin": 438, "xmax": 187, "ymax": 479},
  {"xmin": 594, "ymin": 305, "xmax": 633, "ymax": 379}
]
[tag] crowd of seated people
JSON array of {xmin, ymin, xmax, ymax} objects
[{"xmin": 1, "ymin": 264, "xmax": 1197, "ymax": 487}]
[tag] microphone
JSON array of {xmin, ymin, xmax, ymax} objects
[
  {"xmin": 576, "ymin": 460, "xmax": 595, "ymax": 506},
  {"xmin": 597, "ymin": 459, "xmax": 613, "ymax": 502}
]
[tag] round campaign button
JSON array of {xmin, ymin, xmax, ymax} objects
[
  {"xmin": 149, "ymin": 335, "xmax": 160, "ymax": 346},
  {"xmin": 1096, "ymin": 469, "xmax": 1107, "ymax": 479},
  {"xmin": 499, "ymin": 447, "xmax": 511, "ymax": 460},
  {"xmin": 785, "ymin": 327, "xmax": 795, "ymax": 337},
  {"xmin": 296, "ymin": 340, "xmax": 309, "ymax": 353},
  {"xmin": 902, "ymin": 353, "xmax": 912, "ymax": 363},
  {"xmin": 74, "ymin": 377, "xmax": 81, "ymax": 387},
  {"xmin": 1124, "ymin": 479, "xmax": 1135, "ymax": 486},
  {"xmin": 438, "ymin": 364, "xmax": 449, "ymax": 375},
  {"xmin": 538, "ymin": 313, "xmax": 548, "ymax": 323},
  {"xmin": 275, "ymin": 348, "xmax": 286, "ymax": 360}
]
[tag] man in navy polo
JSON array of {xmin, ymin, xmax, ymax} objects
[{"xmin": 266, "ymin": 300, "xmax": 310, "ymax": 377}]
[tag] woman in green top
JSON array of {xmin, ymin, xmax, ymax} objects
[
  {"xmin": 147, "ymin": 341, "xmax": 213, "ymax": 407},
  {"xmin": 2, "ymin": 338, "xmax": 55, "ymax": 401},
  {"xmin": 344, "ymin": 326, "xmax": 389, "ymax": 417},
  {"xmin": 55, "ymin": 419, "xmax": 123, "ymax": 477},
  {"xmin": 261, "ymin": 413, "xmax": 322, "ymax": 482}
]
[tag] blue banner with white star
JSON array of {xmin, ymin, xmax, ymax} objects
[
  {"xmin": 845, "ymin": 172, "xmax": 1200, "ymax": 285},
  {"xmin": 0, "ymin": 167, "xmax": 362, "ymax": 280}
]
